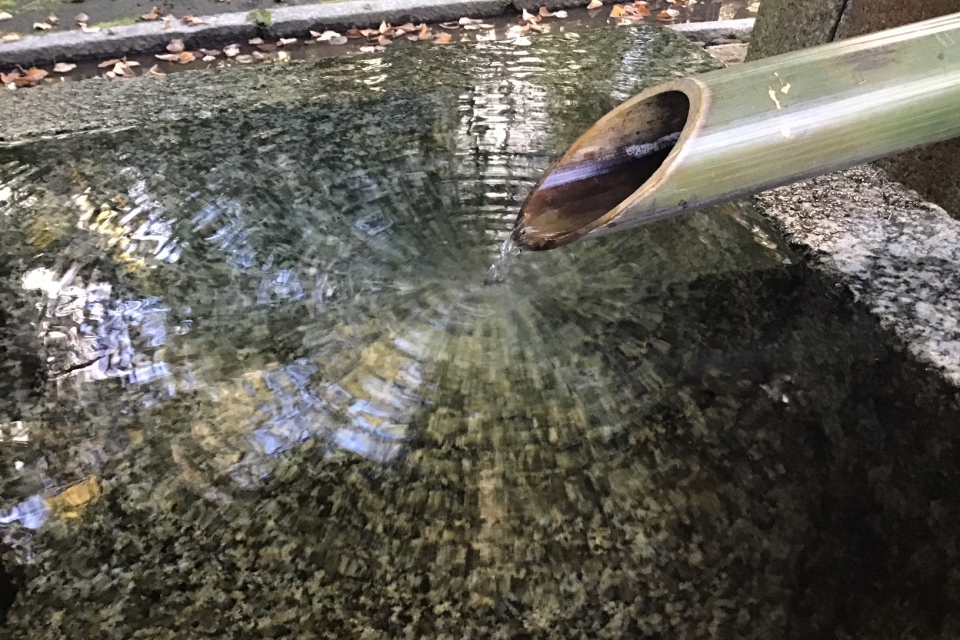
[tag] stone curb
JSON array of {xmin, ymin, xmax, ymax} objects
[
  {"xmin": 0, "ymin": 0, "xmax": 753, "ymax": 69},
  {"xmin": 668, "ymin": 18, "xmax": 755, "ymax": 43}
]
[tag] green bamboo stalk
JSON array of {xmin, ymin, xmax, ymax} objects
[{"xmin": 514, "ymin": 12, "xmax": 960, "ymax": 250}]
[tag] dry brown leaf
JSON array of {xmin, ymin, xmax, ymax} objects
[
  {"xmin": 13, "ymin": 67, "xmax": 49, "ymax": 87},
  {"xmin": 154, "ymin": 53, "xmax": 180, "ymax": 61},
  {"xmin": 377, "ymin": 34, "xmax": 391, "ymax": 45},
  {"xmin": 435, "ymin": 32, "xmax": 452, "ymax": 43},
  {"xmin": 398, "ymin": 22, "xmax": 415, "ymax": 31},
  {"xmin": 202, "ymin": 54, "xmax": 216, "ymax": 61},
  {"xmin": 161, "ymin": 19, "xmax": 172, "ymax": 29},
  {"xmin": 235, "ymin": 54, "xmax": 254, "ymax": 63},
  {"xmin": 609, "ymin": 4, "xmax": 624, "ymax": 17},
  {"xmin": 33, "ymin": 22, "xmax": 53, "ymax": 30},
  {"xmin": 97, "ymin": 58, "xmax": 122, "ymax": 68},
  {"xmin": 166, "ymin": 39, "xmax": 185, "ymax": 53},
  {"xmin": 125, "ymin": 60, "xmax": 141, "ymax": 67},
  {"xmin": 199, "ymin": 48, "xmax": 221, "ymax": 56},
  {"xmin": 248, "ymin": 37, "xmax": 264, "ymax": 45},
  {"xmin": 0, "ymin": 71, "xmax": 20, "ymax": 85},
  {"xmin": 47, "ymin": 13, "xmax": 60, "ymax": 25},
  {"xmin": 655, "ymin": 9, "xmax": 675, "ymax": 19},
  {"xmin": 378, "ymin": 20, "xmax": 389, "ymax": 33},
  {"xmin": 538, "ymin": 6, "xmax": 553, "ymax": 17},
  {"xmin": 178, "ymin": 51, "xmax": 195, "ymax": 63},
  {"xmin": 147, "ymin": 64, "xmax": 166, "ymax": 76},
  {"xmin": 257, "ymin": 43, "xmax": 277, "ymax": 51},
  {"xmin": 251, "ymin": 51, "xmax": 267, "ymax": 60},
  {"xmin": 47, "ymin": 477, "xmax": 100, "ymax": 517},
  {"xmin": 634, "ymin": 3, "xmax": 650, "ymax": 15},
  {"xmin": 74, "ymin": 12, "xmax": 88, "ymax": 24},
  {"xmin": 278, "ymin": 37, "xmax": 296, "ymax": 45},
  {"xmin": 439, "ymin": 21, "xmax": 459, "ymax": 29},
  {"xmin": 141, "ymin": 8, "xmax": 162, "ymax": 21},
  {"xmin": 80, "ymin": 25, "xmax": 100, "ymax": 32},
  {"xmin": 418, "ymin": 23, "xmax": 431, "ymax": 38},
  {"xmin": 114, "ymin": 62, "xmax": 135, "ymax": 77},
  {"xmin": 52, "ymin": 62, "xmax": 77, "ymax": 73},
  {"xmin": 521, "ymin": 8, "xmax": 539, "ymax": 22},
  {"xmin": 329, "ymin": 35, "xmax": 347, "ymax": 45},
  {"xmin": 359, "ymin": 28, "xmax": 378, "ymax": 36},
  {"xmin": 553, "ymin": 10, "xmax": 568, "ymax": 17},
  {"xmin": 223, "ymin": 43, "xmax": 240, "ymax": 56},
  {"xmin": 182, "ymin": 15, "xmax": 206, "ymax": 26},
  {"xmin": 587, "ymin": 0, "xmax": 602, "ymax": 9},
  {"xmin": 346, "ymin": 28, "xmax": 363, "ymax": 38},
  {"xmin": 1, "ymin": 32, "xmax": 22, "ymax": 41},
  {"xmin": 359, "ymin": 45, "xmax": 375, "ymax": 52}
]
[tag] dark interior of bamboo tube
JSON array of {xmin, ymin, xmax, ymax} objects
[{"xmin": 513, "ymin": 90, "xmax": 691, "ymax": 250}]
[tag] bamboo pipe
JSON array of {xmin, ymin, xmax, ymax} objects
[{"xmin": 513, "ymin": 13, "xmax": 960, "ymax": 250}]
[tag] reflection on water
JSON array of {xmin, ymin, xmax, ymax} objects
[{"xmin": 0, "ymin": 23, "xmax": 959, "ymax": 640}]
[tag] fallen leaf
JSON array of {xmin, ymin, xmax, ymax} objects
[
  {"xmin": 52, "ymin": 62, "xmax": 77, "ymax": 73},
  {"xmin": 105, "ymin": 70, "xmax": 117, "ymax": 78},
  {"xmin": 656, "ymin": 8, "xmax": 678, "ymax": 19},
  {"xmin": 554, "ymin": 10, "xmax": 568, "ymax": 17},
  {"xmin": 418, "ymin": 23, "xmax": 431, "ymax": 38},
  {"xmin": 278, "ymin": 37, "xmax": 296, "ymax": 45},
  {"xmin": 328, "ymin": 35, "xmax": 347, "ymax": 45},
  {"xmin": 346, "ymin": 28, "xmax": 363, "ymax": 38},
  {"xmin": 315, "ymin": 29, "xmax": 339, "ymax": 41},
  {"xmin": 0, "ymin": 11, "xmax": 11, "ymax": 21},
  {"xmin": 359, "ymin": 45, "xmax": 375, "ymax": 52},
  {"xmin": 521, "ymin": 8, "xmax": 538, "ymax": 22},
  {"xmin": 276, "ymin": 50, "xmax": 290, "ymax": 61},
  {"xmin": 125, "ymin": 60, "xmax": 141, "ymax": 67},
  {"xmin": 167, "ymin": 39, "xmax": 185, "ymax": 53},
  {"xmin": 182, "ymin": 15, "xmax": 206, "ymax": 26},
  {"xmin": 377, "ymin": 34, "xmax": 391, "ymax": 45},
  {"xmin": 405, "ymin": 35, "xmax": 419, "ymax": 41},
  {"xmin": 33, "ymin": 22, "xmax": 53, "ymax": 30},
  {"xmin": 47, "ymin": 477, "xmax": 101, "ymax": 517},
  {"xmin": 14, "ymin": 67, "xmax": 48, "ymax": 87},
  {"xmin": 634, "ymin": 3, "xmax": 650, "ymax": 15},
  {"xmin": 178, "ymin": 51, "xmax": 195, "ymax": 63},
  {"xmin": 202, "ymin": 54, "xmax": 216, "ymax": 61},
  {"xmin": 587, "ymin": 0, "xmax": 602, "ymax": 8},
  {"xmin": 378, "ymin": 20, "xmax": 389, "ymax": 33},
  {"xmin": 141, "ymin": 8, "xmax": 162, "ymax": 21},
  {"xmin": 538, "ymin": 6, "xmax": 553, "ymax": 17},
  {"xmin": 610, "ymin": 4, "xmax": 624, "ymax": 17},
  {"xmin": 251, "ymin": 50, "xmax": 267, "ymax": 59},
  {"xmin": 479, "ymin": 23, "xmax": 494, "ymax": 28},
  {"xmin": 0, "ymin": 71, "xmax": 20, "ymax": 84},
  {"xmin": 98, "ymin": 58, "xmax": 122, "ymax": 68},
  {"xmin": 113, "ymin": 62, "xmax": 135, "ymax": 77},
  {"xmin": 161, "ymin": 19, "xmax": 172, "ymax": 29},
  {"xmin": 155, "ymin": 53, "xmax": 180, "ymax": 61},
  {"xmin": 398, "ymin": 22, "xmax": 415, "ymax": 30},
  {"xmin": 80, "ymin": 25, "xmax": 100, "ymax": 32},
  {"xmin": 74, "ymin": 12, "xmax": 88, "ymax": 24},
  {"xmin": 147, "ymin": 64, "xmax": 165, "ymax": 76},
  {"xmin": 248, "ymin": 37, "xmax": 264, "ymax": 45},
  {"xmin": 359, "ymin": 28, "xmax": 378, "ymax": 36},
  {"xmin": 47, "ymin": 13, "xmax": 60, "ymax": 25},
  {"xmin": 1, "ymin": 32, "xmax": 21, "ymax": 41},
  {"xmin": 435, "ymin": 32, "xmax": 452, "ymax": 43},
  {"xmin": 257, "ymin": 43, "xmax": 277, "ymax": 51},
  {"xmin": 439, "ymin": 21, "xmax": 459, "ymax": 29},
  {"xmin": 223, "ymin": 43, "xmax": 240, "ymax": 56},
  {"xmin": 199, "ymin": 48, "xmax": 221, "ymax": 56},
  {"xmin": 236, "ymin": 54, "xmax": 254, "ymax": 63},
  {"xmin": 748, "ymin": 1, "xmax": 759, "ymax": 11}
]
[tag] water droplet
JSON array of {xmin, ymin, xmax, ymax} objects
[{"xmin": 484, "ymin": 237, "xmax": 521, "ymax": 285}]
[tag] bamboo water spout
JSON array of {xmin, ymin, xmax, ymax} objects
[{"xmin": 513, "ymin": 12, "xmax": 960, "ymax": 250}]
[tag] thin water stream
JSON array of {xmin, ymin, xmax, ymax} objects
[{"xmin": 1, "ymin": 23, "xmax": 960, "ymax": 640}]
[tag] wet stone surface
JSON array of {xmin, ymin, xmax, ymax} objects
[{"xmin": 1, "ymin": 23, "xmax": 960, "ymax": 640}]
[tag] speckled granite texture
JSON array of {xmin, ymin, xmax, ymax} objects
[{"xmin": 758, "ymin": 165, "xmax": 960, "ymax": 387}]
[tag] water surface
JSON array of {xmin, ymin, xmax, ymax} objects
[{"xmin": 2, "ymin": 25, "xmax": 960, "ymax": 640}]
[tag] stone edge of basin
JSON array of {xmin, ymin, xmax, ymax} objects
[
  {"xmin": 0, "ymin": 0, "xmax": 753, "ymax": 68},
  {"xmin": 757, "ymin": 164, "xmax": 960, "ymax": 388}
]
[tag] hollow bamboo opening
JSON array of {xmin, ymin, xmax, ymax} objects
[{"xmin": 513, "ymin": 86, "xmax": 697, "ymax": 250}]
